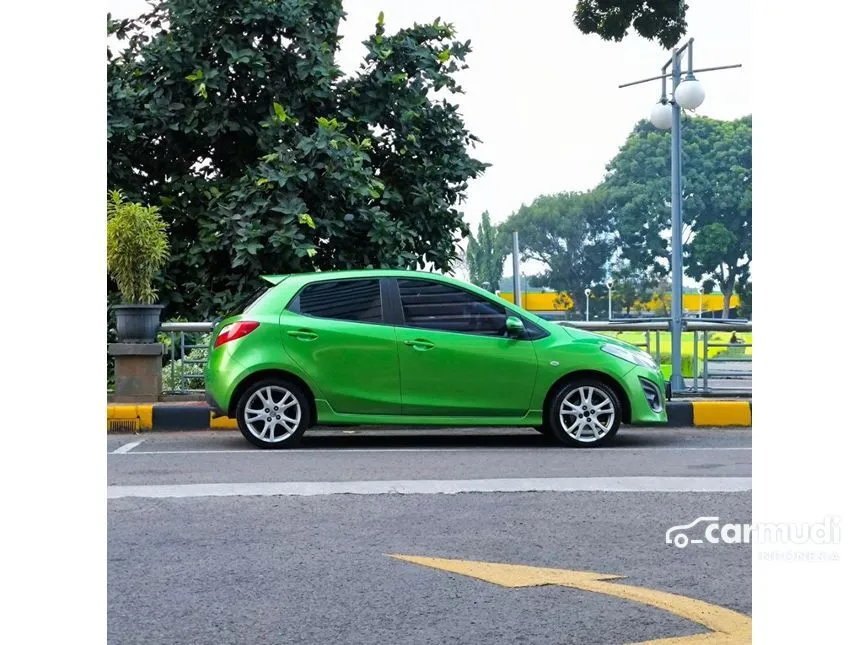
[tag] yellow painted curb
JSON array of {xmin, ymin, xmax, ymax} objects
[
  {"xmin": 107, "ymin": 404, "xmax": 153, "ymax": 431},
  {"xmin": 692, "ymin": 401, "xmax": 751, "ymax": 427},
  {"xmin": 210, "ymin": 413, "xmax": 238, "ymax": 430}
]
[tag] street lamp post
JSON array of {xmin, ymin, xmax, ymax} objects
[
  {"xmin": 584, "ymin": 288, "xmax": 591, "ymax": 321},
  {"xmin": 619, "ymin": 39, "xmax": 741, "ymax": 393},
  {"xmin": 606, "ymin": 278, "xmax": 614, "ymax": 321},
  {"xmin": 698, "ymin": 287, "xmax": 704, "ymax": 318}
]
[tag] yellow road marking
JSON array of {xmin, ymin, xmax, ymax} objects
[
  {"xmin": 390, "ymin": 555, "xmax": 751, "ymax": 644},
  {"xmin": 692, "ymin": 401, "xmax": 751, "ymax": 427}
]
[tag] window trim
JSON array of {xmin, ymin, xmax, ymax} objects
[
  {"xmin": 393, "ymin": 277, "xmax": 543, "ymax": 340},
  {"xmin": 286, "ymin": 277, "xmax": 387, "ymax": 326}
]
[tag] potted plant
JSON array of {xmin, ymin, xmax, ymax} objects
[{"xmin": 107, "ymin": 190, "xmax": 170, "ymax": 342}]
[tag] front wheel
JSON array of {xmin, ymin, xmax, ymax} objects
[
  {"xmin": 236, "ymin": 379, "xmax": 310, "ymax": 449},
  {"xmin": 547, "ymin": 379, "xmax": 621, "ymax": 448}
]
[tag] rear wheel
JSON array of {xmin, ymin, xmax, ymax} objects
[
  {"xmin": 547, "ymin": 379, "xmax": 621, "ymax": 448},
  {"xmin": 236, "ymin": 379, "xmax": 310, "ymax": 449}
]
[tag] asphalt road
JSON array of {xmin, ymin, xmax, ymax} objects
[{"xmin": 108, "ymin": 427, "xmax": 752, "ymax": 645}]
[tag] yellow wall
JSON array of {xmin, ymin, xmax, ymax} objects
[{"xmin": 498, "ymin": 291, "xmax": 740, "ymax": 313}]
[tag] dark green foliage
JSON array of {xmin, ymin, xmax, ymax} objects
[
  {"xmin": 500, "ymin": 190, "xmax": 615, "ymax": 316},
  {"xmin": 573, "ymin": 1, "xmax": 688, "ymax": 49},
  {"xmin": 466, "ymin": 212, "xmax": 507, "ymax": 291},
  {"xmin": 736, "ymin": 276, "xmax": 752, "ymax": 319},
  {"xmin": 108, "ymin": 1, "xmax": 486, "ymax": 319},
  {"xmin": 603, "ymin": 115, "xmax": 751, "ymax": 318}
]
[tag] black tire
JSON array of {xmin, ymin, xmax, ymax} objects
[
  {"xmin": 546, "ymin": 378, "xmax": 622, "ymax": 448},
  {"xmin": 236, "ymin": 378, "xmax": 310, "ymax": 449}
]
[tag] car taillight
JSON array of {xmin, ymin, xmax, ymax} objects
[{"xmin": 214, "ymin": 321, "xmax": 260, "ymax": 348}]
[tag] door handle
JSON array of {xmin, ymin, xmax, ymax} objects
[
  {"xmin": 404, "ymin": 339, "xmax": 435, "ymax": 351},
  {"xmin": 287, "ymin": 329, "xmax": 319, "ymax": 341}
]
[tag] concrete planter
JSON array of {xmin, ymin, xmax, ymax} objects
[{"xmin": 114, "ymin": 304, "xmax": 164, "ymax": 343}]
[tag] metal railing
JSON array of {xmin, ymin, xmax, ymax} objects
[
  {"xmin": 161, "ymin": 322, "xmax": 215, "ymax": 394},
  {"xmin": 557, "ymin": 319, "xmax": 752, "ymax": 394},
  {"xmin": 159, "ymin": 319, "xmax": 751, "ymax": 396}
]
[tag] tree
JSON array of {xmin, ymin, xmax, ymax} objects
[
  {"xmin": 736, "ymin": 275, "xmax": 752, "ymax": 319},
  {"xmin": 602, "ymin": 115, "xmax": 751, "ymax": 318},
  {"xmin": 611, "ymin": 258, "xmax": 659, "ymax": 316},
  {"xmin": 108, "ymin": 1, "xmax": 487, "ymax": 320},
  {"xmin": 573, "ymin": 1, "xmax": 688, "ymax": 49},
  {"xmin": 465, "ymin": 211, "xmax": 507, "ymax": 291},
  {"xmin": 500, "ymin": 190, "xmax": 615, "ymax": 317}
]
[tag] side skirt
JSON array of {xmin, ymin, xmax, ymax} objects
[{"xmin": 314, "ymin": 400, "xmax": 544, "ymax": 427}]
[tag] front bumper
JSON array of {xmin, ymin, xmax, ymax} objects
[{"xmin": 622, "ymin": 366, "xmax": 669, "ymax": 424}]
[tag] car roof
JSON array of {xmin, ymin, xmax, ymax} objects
[{"xmin": 275, "ymin": 269, "xmax": 470, "ymax": 286}]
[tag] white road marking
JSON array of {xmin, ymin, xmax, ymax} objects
[
  {"xmin": 111, "ymin": 446, "xmax": 751, "ymax": 455},
  {"xmin": 111, "ymin": 440, "xmax": 146, "ymax": 454},
  {"xmin": 107, "ymin": 476, "xmax": 752, "ymax": 499}
]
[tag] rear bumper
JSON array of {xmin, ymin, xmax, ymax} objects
[{"xmin": 205, "ymin": 389, "xmax": 228, "ymax": 418}]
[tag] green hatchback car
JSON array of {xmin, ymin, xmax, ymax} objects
[{"xmin": 205, "ymin": 270, "xmax": 668, "ymax": 448}]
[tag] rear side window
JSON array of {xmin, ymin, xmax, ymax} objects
[
  {"xmin": 294, "ymin": 279, "xmax": 383, "ymax": 323},
  {"xmin": 225, "ymin": 284, "xmax": 270, "ymax": 318},
  {"xmin": 397, "ymin": 279, "xmax": 507, "ymax": 336}
]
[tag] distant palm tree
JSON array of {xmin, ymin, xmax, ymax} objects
[{"xmin": 466, "ymin": 211, "xmax": 507, "ymax": 291}]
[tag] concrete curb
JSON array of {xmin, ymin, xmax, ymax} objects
[
  {"xmin": 108, "ymin": 400, "xmax": 752, "ymax": 432},
  {"xmin": 667, "ymin": 400, "xmax": 751, "ymax": 427}
]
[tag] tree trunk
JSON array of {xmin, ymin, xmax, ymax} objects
[
  {"xmin": 719, "ymin": 274, "xmax": 736, "ymax": 319},
  {"xmin": 722, "ymin": 291, "xmax": 732, "ymax": 319}
]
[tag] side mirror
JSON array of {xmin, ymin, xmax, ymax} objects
[{"xmin": 506, "ymin": 316, "xmax": 525, "ymax": 338}]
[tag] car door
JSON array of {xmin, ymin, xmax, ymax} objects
[
  {"xmin": 279, "ymin": 278, "xmax": 401, "ymax": 415},
  {"xmin": 393, "ymin": 278, "xmax": 538, "ymax": 417}
]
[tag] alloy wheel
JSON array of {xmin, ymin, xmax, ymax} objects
[
  {"xmin": 243, "ymin": 385, "xmax": 301, "ymax": 443},
  {"xmin": 558, "ymin": 385, "xmax": 616, "ymax": 443}
]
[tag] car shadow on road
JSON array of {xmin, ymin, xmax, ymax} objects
[{"xmin": 286, "ymin": 427, "xmax": 691, "ymax": 450}]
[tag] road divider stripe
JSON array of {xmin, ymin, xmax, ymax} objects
[
  {"xmin": 107, "ymin": 400, "xmax": 751, "ymax": 432},
  {"xmin": 107, "ymin": 476, "xmax": 752, "ymax": 499},
  {"xmin": 111, "ymin": 439, "xmax": 146, "ymax": 454}
]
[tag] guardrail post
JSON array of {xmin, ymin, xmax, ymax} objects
[
  {"xmin": 157, "ymin": 322, "xmax": 215, "ymax": 395},
  {"xmin": 169, "ymin": 331, "xmax": 176, "ymax": 392},
  {"xmin": 703, "ymin": 331, "xmax": 709, "ymax": 392},
  {"xmin": 692, "ymin": 331, "xmax": 699, "ymax": 392},
  {"xmin": 179, "ymin": 331, "xmax": 187, "ymax": 393}
]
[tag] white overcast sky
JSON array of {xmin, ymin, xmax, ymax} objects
[{"xmin": 109, "ymin": 0, "xmax": 751, "ymax": 278}]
